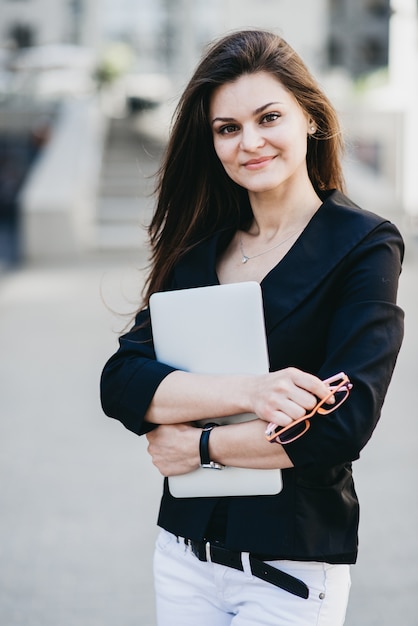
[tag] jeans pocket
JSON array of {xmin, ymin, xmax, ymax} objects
[{"xmin": 155, "ymin": 528, "xmax": 179, "ymax": 555}]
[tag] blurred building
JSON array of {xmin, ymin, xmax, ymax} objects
[
  {"xmin": 1, "ymin": 0, "xmax": 394, "ymax": 80},
  {"xmin": 0, "ymin": 0, "xmax": 101, "ymax": 51},
  {"xmin": 101, "ymin": 0, "xmax": 330, "ymax": 79},
  {"xmin": 0, "ymin": 0, "xmax": 417, "ymax": 266},
  {"xmin": 0, "ymin": 0, "xmax": 102, "ymax": 267},
  {"xmin": 100, "ymin": 0, "xmax": 395, "ymax": 81},
  {"xmin": 328, "ymin": 0, "xmax": 391, "ymax": 77}
]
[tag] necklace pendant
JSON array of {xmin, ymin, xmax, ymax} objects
[{"xmin": 242, "ymin": 255, "xmax": 249, "ymax": 264}]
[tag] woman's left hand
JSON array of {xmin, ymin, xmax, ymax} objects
[
  {"xmin": 146, "ymin": 419, "xmax": 294, "ymax": 475},
  {"xmin": 146, "ymin": 424, "xmax": 201, "ymax": 476}
]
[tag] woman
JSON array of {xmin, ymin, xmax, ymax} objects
[{"xmin": 101, "ymin": 29, "xmax": 404, "ymax": 625}]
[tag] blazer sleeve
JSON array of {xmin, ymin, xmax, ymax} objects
[
  {"xmin": 284, "ymin": 220, "xmax": 405, "ymax": 468},
  {"xmin": 100, "ymin": 307, "xmax": 176, "ymax": 435}
]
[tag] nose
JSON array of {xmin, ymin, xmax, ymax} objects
[{"xmin": 239, "ymin": 124, "xmax": 265, "ymax": 151}]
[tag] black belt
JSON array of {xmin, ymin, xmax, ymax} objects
[{"xmin": 184, "ymin": 539, "xmax": 309, "ymax": 599}]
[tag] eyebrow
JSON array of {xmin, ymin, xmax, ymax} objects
[{"xmin": 211, "ymin": 102, "xmax": 282, "ymax": 125}]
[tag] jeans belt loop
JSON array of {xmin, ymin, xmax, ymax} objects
[{"xmin": 205, "ymin": 541, "xmax": 212, "ymax": 563}]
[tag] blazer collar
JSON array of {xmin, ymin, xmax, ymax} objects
[{"xmin": 175, "ymin": 190, "xmax": 387, "ymax": 335}]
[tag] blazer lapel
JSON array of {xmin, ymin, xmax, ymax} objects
[{"xmin": 261, "ymin": 191, "xmax": 387, "ymax": 335}]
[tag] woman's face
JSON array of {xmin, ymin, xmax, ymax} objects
[{"xmin": 209, "ymin": 72, "xmax": 314, "ymax": 196}]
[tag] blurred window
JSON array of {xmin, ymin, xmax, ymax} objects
[
  {"xmin": 327, "ymin": 37, "xmax": 344, "ymax": 66},
  {"xmin": 361, "ymin": 35, "xmax": 388, "ymax": 66},
  {"xmin": 366, "ymin": 0, "xmax": 390, "ymax": 17},
  {"xmin": 8, "ymin": 23, "xmax": 35, "ymax": 48}
]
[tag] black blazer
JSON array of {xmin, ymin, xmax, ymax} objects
[{"xmin": 101, "ymin": 190, "xmax": 404, "ymax": 563}]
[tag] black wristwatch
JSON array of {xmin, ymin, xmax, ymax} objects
[{"xmin": 199, "ymin": 423, "xmax": 225, "ymax": 470}]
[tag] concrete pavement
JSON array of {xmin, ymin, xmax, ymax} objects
[
  {"xmin": 0, "ymin": 250, "xmax": 161, "ymax": 626},
  {"xmin": 0, "ymin": 243, "xmax": 417, "ymax": 626}
]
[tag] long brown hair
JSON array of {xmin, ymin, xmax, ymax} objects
[{"xmin": 142, "ymin": 29, "xmax": 345, "ymax": 304}]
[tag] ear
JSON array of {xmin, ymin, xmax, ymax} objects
[{"xmin": 308, "ymin": 118, "xmax": 316, "ymax": 135}]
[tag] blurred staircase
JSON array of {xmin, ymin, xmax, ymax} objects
[{"xmin": 96, "ymin": 116, "xmax": 164, "ymax": 252}]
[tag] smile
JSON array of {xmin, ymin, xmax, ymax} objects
[{"xmin": 243, "ymin": 156, "xmax": 275, "ymax": 170}]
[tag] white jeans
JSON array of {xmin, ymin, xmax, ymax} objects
[{"xmin": 154, "ymin": 529, "xmax": 351, "ymax": 626}]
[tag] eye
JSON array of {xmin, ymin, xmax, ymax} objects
[
  {"xmin": 217, "ymin": 124, "xmax": 239, "ymax": 135},
  {"xmin": 261, "ymin": 112, "xmax": 280, "ymax": 124}
]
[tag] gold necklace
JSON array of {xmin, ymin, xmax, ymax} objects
[{"xmin": 239, "ymin": 229, "xmax": 302, "ymax": 264}]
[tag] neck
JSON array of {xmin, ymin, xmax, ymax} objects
[{"xmin": 247, "ymin": 179, "xmax": 322, "ymax": 238}]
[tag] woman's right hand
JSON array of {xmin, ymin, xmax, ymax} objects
[
  {"xmin": 248, "ymin": 367, "xmax": 331, "ymax": 428},
  {"xmin": 145, "ymin": 367, "xmax": 331, "ymax": 428}
]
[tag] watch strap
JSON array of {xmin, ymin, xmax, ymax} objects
[{"xmin": 199, "ymin": 423, "xmax": 224, "ymax": 469}]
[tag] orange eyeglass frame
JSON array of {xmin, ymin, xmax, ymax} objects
[{"xmin": 265, "ymin": 372, "xmax": 353, "ymax": 445}]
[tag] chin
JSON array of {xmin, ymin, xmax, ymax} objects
[{"xmin": 245, "ymin": 181, "xmax": 284, "ymax": 194}]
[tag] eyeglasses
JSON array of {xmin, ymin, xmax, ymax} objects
[{"xmin": 265, "ymin": 372, "xmax": 353, "ymax": 445}]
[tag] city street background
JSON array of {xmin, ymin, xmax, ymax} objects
[{"xmin": 1, "ymin": 0, "xmax": 418, "ymax": 624}]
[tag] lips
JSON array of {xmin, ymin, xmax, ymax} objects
[{"xmin": 243, "ymin": 156, "xmax": 275, "ymax": 169}]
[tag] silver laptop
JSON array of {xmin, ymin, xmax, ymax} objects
[{"xmin": 149, "ymin": 281, "xmax": 282, "ymax": 498}]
